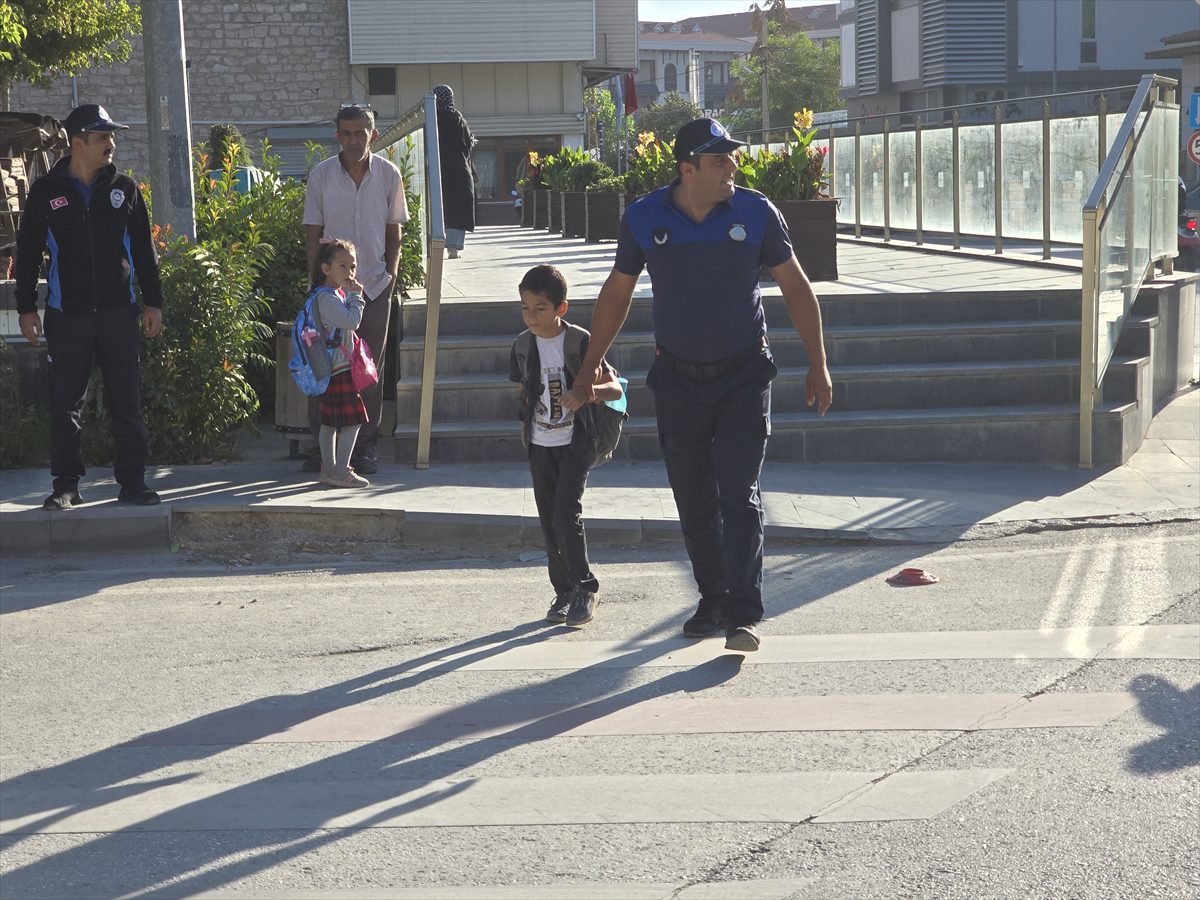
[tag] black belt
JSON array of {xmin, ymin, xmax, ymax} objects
[{"xmin": 655, "ymin": 336, "xmax": 767, "ymax": 382}]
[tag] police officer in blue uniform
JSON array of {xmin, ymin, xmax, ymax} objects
[{"xmin": 574, "ymin": 117, "xmax": 832, "ymax": 653}]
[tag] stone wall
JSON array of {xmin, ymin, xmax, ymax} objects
[{"xmin": 8, "ymin": 0, "xmax": 353, "ymax": 175}]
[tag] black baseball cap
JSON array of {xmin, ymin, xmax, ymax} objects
[
  {"xmin": 673, "ymin": 117, "xmax": 747, "ymax": 162},
  {"xmin": 63, "ymin": 104, "xmax": 128, "ymax": 138}
]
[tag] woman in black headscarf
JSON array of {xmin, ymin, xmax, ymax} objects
[{"xmin": 433, "ymin": 85, "xmax": 476, "ymax": 258}]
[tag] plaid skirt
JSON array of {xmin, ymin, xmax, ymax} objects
[{"xmin": 319, "ymin": 371, "xmax": 368, "ymax": 428}]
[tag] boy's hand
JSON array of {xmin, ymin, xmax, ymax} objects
[{"xmin": 561, "ymin": 386, "xmax": 589, "ymax": 412}]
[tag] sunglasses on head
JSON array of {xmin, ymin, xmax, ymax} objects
[
  {"xmin": 688, "ymin": 134, "xmax": 732, "ymax": 157},
  {"xmin": 340, "ymin": 102, "xmax": 374, "ymax": 110}
]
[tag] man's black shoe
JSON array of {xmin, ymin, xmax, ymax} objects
[
  {"xmin": 565, "ymin": 588, "xmax": 598, "ymax": 626},
  {"xmin": 682, "ymin": 604, "xmax": 723, "ymax": 638},
  {"xmin": 545, "ymin": 594, "xmax": 571, "ymax": 624},
  {"xmin": 724, "ymin": 624, "xmax": 761, "ymax": 653},
  {"xmin": 301, "ymin": 452, "xmax": 323, "ymax": 474},
  {"xmin": 42, "ymin": 489, "xmax": 83, "ymax": 510},
  {"xmin": 118, "ymin": 487, "xmax": 161, "ymax": 506},
  {"xmin": 351, "ymin": 454, "xmax": 378, "ymax": 475}
]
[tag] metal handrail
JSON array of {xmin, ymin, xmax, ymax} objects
[
  {"xmin": 375, "ymin": 94, "xmax": 446, "ymax": 468},
  {"xmin": 1078, "ymin": 74, "xmax": 1178, "ymax": 468}
]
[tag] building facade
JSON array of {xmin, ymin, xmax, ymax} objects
[
  {"xmin": 838, "ymin": 0, "xmax": 1197, "ymax": 122},
  {"xmin": 10, "ymin": 0, "xmax": 637, "ymax": 205}
]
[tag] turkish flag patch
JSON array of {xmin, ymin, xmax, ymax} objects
[{"xmin": 50, "ymin": 196, "xmax": 69, "ymax": 209}]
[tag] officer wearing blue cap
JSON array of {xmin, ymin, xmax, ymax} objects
[
  {"xmin": 15, "ymin": 104, "xmax": 164, "ymax": 511},
  {"xmin": 573, "ymin": 117, "xmax": 833, "ymax": 653}
]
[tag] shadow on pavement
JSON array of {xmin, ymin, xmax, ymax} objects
[{"xmin": 1126, "ymin": 674, "xmax": 1200, "ymax": 774}]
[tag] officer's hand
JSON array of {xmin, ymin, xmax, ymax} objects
[
  {"xmin": 806, "ymin": 363, "xmax": 832, "ymax": 416},
  {"xmin": 573, "ymin": 364, "xmax": 601, "ymax": 403},
  {"xmin": 19, "ymin": 312, "xmax": 42, "ymax": 346},
  {"xmin": 144, "ymin": 307, "xmax": 163, "ymax": 338},
  {"xmin": 561, "ymin": 387, "xmax": 588, "ymax": 412}
]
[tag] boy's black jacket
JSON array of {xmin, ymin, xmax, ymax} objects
[{"xmin": 15, "ymin": 156, "xmax": 163, "ymax": 315}]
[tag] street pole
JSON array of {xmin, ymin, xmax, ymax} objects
[
  {"xmin": 142, "ymin": 0, "xmax": 196, "ymax": 240},
  {"xmin": 759, "ymin": 12, "xmax": 770, "ymax": 138}
]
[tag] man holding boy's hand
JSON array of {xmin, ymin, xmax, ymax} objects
[{"xmin": 576, "ymin": 117, "xmax": 832, "ymax": 653}]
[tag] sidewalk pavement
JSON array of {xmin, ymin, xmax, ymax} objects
[{"xmin": 2, "ymin": 387, "xmax": 1195, "ymax": 556}]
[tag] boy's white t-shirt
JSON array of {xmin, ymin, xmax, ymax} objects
[{"xmin": 530, "ymin": 331, "xmax": 574, "ymax": 447}]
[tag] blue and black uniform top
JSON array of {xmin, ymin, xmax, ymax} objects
[
  {"xmin": 15, "ymin": 156, "xmax": 163, "ymax": 316},
  {"xmin": 614, "ymin": 180, "xmax": 793, "ymax": 363}
]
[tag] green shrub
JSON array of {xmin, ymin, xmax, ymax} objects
[
  {"xmin": 585, "ymin": 174, "xmax": 630, "ymax": 193},
  {"xmin": 0, "ymin": 339, "xmax": 50, "ymax": 468},
  {"xmin": 378, "ymin": 137, "xmax": 426, "ymax": 295}
]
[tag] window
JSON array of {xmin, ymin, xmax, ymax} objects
[
  {"xmin": 664, "ymin": 63, "xmax": 678, "ymax": 92},
  {"xmin": 637, "ymin": 58, "xmax": 656, "ymax": 83},
  {"xmin": 1081, "ymin": 0, "xmax": 1096, "ymax": 39},
  {"xmin": 367, "ymin": 67, "xmax": 395, "ymax": 96},
  {"xmin": 1080, "ymin": 41, "xmax": 1097, "ymax": 65}
]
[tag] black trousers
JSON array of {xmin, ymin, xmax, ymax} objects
[
  {"xmin": 528, "ymin": 442, "xmax": 599, "ymax": 598},
  {"xmin": 43, "ymin": 305, "xmax": 149, "ymax": 493},
  {"xmin": 308, "ymin": 284, "xmax": 392, "ymax": 457},
  {"xmin": 646, "ymin": 349, "xmax": 777, "ymax": 628}
]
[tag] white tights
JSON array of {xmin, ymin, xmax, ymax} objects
[{"xmin": 319, "ymin": 424, "xmax": 361, "ymax": 473}]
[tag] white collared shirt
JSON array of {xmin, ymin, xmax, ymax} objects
[{"xmin": 303, "ymin": 152, "xmax": 410, "ymax": 299}]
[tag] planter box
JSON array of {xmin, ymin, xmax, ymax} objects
[
  {"xmin": 562, "ymin": 192, "xmax": 587, "ymax": 238},
  {"xmin": 584, "ymin": 192, "xmax": 629, "ymax": 242},
  {"xmin": 775, "ymin": 199, "xmax": 839, "ymax": 282},
  {"xmin": 546, "ymin": 190, "xmax": 562, "ymax": 233},
  {"xmin": 529, "ymin": 189, "xmax": 549, "ymax": 229},
  {"xmin": 521, "ymin": 189, "xmax": 533, "ymax": 226}
]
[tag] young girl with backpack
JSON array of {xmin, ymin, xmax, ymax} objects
[{"xmin": 309, "ymin": 238, "xmax": 371, "ymax": 487}]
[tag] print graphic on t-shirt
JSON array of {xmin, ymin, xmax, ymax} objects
[{"xmin": 537, "ymin": 367, "xmax": 571, "ymax": 429}]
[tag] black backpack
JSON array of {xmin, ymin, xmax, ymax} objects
[{"xmin": 512, "ymin": 323, "xmax": 628, "ymax": 467}]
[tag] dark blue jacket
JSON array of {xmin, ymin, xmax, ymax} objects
[{"xmin": 15, "ymin": 156, "xmax": 163, "ymax": 315}]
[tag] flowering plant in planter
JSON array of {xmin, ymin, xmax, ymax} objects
[
  {"xmin": 626, "ymin": 131, "xmax": 677, "ymax": 196},
  {"xmin": 735, "ymin": 109, "xmax": 831, "ymax": 201},
  {"xmin": 517, "ymin": 151, "xmax": 545, "ymax": 189}
]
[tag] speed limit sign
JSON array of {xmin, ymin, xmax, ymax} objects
[{"xmin": 1189, "ymin": 130, "xmax": 1200, "ymax": 166}]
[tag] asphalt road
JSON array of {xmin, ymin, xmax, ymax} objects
[{"xmin": 1, "ymin": 522, "xmax": 1197, "ymax": 899}]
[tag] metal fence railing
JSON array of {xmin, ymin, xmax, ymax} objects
[
  {"xmin": 1079, "ymin": 74, "xmax": 1179, "ymax": 468},
  {"xmin": 375, "ymin": 94, "xmax": 445, "ymax": 468}
]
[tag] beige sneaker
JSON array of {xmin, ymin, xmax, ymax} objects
[{"xmin": 322, "ymin": 467, "xmax": 369, "ymax": 488}]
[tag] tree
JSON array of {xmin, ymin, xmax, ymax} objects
[
  {"xmin": 584, "ymin": 86, "xmax": 634, "ymax": 171},
  {"xmin": 0, "ymin": 0, "xmax": 142, "ymax": 110},
  {"xmin": 635, "ymin": 92, "xmax": 704, "ymax": 145},
  {"xmin": 207, "ymin": 123, "xmax": 252, "ymax": 169},
  {"xmin": 727, "ymin": 27, "xmax": 843, "ymax": 136}
]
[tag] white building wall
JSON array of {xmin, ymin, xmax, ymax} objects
[
  {"xmin": 1016, "ymin": 0, "xmax": 1194, "ymax": 73},
  {"xmin": 591, "ymin": 0, "xmax": 639, "ymax": 72},
  {"xmin": 890, "ymin": 4, "xmax": 920, "ymax": 84},
  {"xmin": 842, "ymin": 23, "xmax": 857, "ymax": 88}
]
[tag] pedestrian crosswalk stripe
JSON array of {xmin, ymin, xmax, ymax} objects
[
  {"xmin": 0, "ymin": 770, "xmax": 1012, "ymax": 834},
  {"xmin": 128, "ymin": 692, "xmax": 1138, "ymax": 747},
  {"xmin": 404, "ymin": 624, "xmax": 1198, "ymax": 672}
]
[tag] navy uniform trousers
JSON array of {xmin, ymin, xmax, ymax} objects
[{"xmin": 646, "ymin": 347, "xmax": 778, "ymax": 628}]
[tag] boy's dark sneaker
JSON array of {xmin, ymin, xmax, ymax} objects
[
  {"xmin": 682, "ymin": 603, "xmax": 723, "ymax": 638},
  {"xmin": 724, "ymin": 624, "xmax": 761, "ymax": 653},
  {"xmin": 118, "ymin": 486, "xmax": 161, "ymax": 505},
  {"xmin": 565, "ymin": 588, "xmax": 598, "ymax": 626},
  {"xmin": 42, "ymin": 488, "xmax": 83, "ymax": 510},
  {"xmin": 545, "ymin": 595, "xmax": 571, "ymax": 624}
]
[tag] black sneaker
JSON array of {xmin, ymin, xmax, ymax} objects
[
  {"xmin": 42, "ymin": 488, "xmax": 83, "ymax": 510},
  {"xmin": 118, "ymin": 486, "xmax": 161, "ymax": 506},
  {"xmin": 682, "ymin": 603, "xmax": 724, "ymax": 638},
  {"xmin": 724, "ymin": 624, "xmax": 761, "ymax": 653},
  {"xmin": 301, "ymin": 452, "xmax": 323, "ymax": 473},
  {"xmin": 545, "ymin": 595, "xmax": 571, "ymax": 624},
  {"xmin": 351, "ymin": 454, "xmax": 378, "ymax": 475},
  {"xmin": 565, "ymin": 588, "xmax": 598, "ymax": 626}
]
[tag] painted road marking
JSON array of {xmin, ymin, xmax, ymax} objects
[
  {"xmin": 0, "ymin": 770, "xmax": 1010, "ymax": 834},
  {"xmin": 128, "ymin": 692, "xmax": 1138, "ymax": 746}
]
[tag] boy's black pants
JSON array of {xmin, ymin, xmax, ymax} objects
[
  {"xmin": 44, "ymin": 306, "xmax": 149, "ymax": 493},
  {"xmin": 528, "ymin": 442, "xmax": 599, "ymax": 598}
]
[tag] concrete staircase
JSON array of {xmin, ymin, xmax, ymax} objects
[{"xmin": 392, "ymin": 284, "xmax": 1195, "ymax": 466}]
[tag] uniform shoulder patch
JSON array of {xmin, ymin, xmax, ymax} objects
[
  {"xmin": 50, "ymin": 196, "xmax": 69, "ymax": 210},
  {"xmin": 110, "ymin": 188, "xmax": 126, "ymax": 209}
]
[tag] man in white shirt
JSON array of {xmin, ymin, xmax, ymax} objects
[{"xmin": 301, "ymin": 103, "xmax": 409, "ymax": 473}]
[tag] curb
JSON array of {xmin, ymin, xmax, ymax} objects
[{"xmin": 2, "ymin": 504, "xmax": 1197, "ymax": 557}]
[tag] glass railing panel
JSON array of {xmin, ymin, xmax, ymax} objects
[
  {"xmin": 957, "ymin": 123, "xmax": 994, "ymax": 236},
  {"xmin": 1048, "ymin": 116, "xmax": 1100, "ymax": 243},
  {"xmin": 999, "ymin": 120, "xmax": 1043, "ymax": 240},
  {"xmin": 1152, "ymin": 105, "xmax": 1179, "ymax": 259},
  {"xmin": 920, "ymin": 126, "xmax": 953, "ymax": 233},
  {"xmin": 833, "ymin": 135, "xmax": 855, "ymax": 223},
  {"xmin": 888, "ymin": 130, "xmax": 916, "ymax": 231},
  {"xmin": 859, "ymin": 133, "xmax": 885, "ymax": 227}
]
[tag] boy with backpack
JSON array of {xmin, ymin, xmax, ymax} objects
[{"xmin": 509, "ymin": 265, "xmax": 625, "ymax": 627}]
